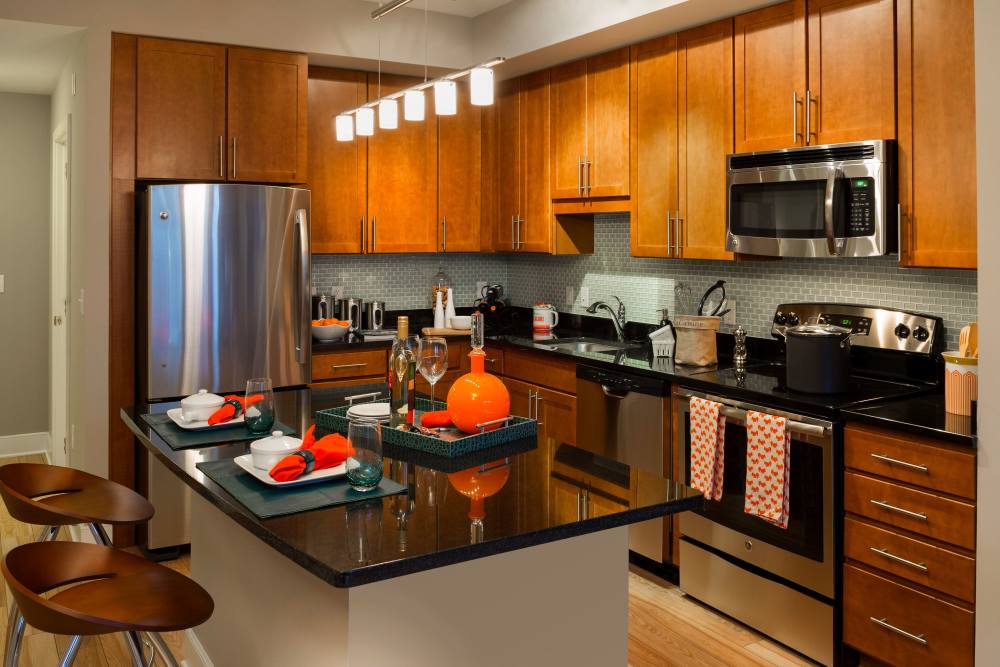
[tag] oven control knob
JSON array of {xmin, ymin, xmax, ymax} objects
[
  {"xmin": 913, "ymin": 326, "xmax": 929, "ymax": 342},
  {"xmin": 744, "ymin": 539, "xmax": 753, "ymax": 552},
  {"xmin": 786, "ymin": 313, "xmax": 800, "ymax": 326},
  {"xmin": 774, "ymin": 312, "xmax": 787, "ymax": 325},
  {"xmin": 894, "ymin": 323, "xmax": 911, "ymax": 339}
]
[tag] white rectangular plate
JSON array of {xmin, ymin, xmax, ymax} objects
[
  {"xmin": 167, "ymin": 407, "xmax": 246, "ymax": 431},
  {"xmin": 233, "ymin": 453, "xmax": 347, "ymax": 488}
]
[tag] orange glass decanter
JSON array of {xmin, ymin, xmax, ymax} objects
[{"xmin": 446, "ymin": 312, "xmax": 510, "ymax": 434}]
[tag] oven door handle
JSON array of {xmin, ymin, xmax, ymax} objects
[
  {"xmin": 824, "ymin": 167, "xmax": 843, "ymax": 256},
  {"xmin": 687, "ymin": 395, "xmax": 832, "ymax": 438}
]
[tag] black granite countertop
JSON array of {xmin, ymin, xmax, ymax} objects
[
  {"xmin": 122, "ymin": 386, "xmax": 702, "ymax": 588},
  {"xmin": 843, "ymin": 392, "xmax": 976, "ymax": 447}
]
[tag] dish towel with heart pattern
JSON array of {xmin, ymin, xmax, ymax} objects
[
  {"xmin": 689, "ymin": 397, "xmax": 726, "ymax": 500},
  {"xmin": 743, "ymin": 410, "xmax": 791, "ymax": 529}
]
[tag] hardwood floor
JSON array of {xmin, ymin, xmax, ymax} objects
[{"xmin": 0, "ymin": 454, "xmax": 813, "ymax": 666}]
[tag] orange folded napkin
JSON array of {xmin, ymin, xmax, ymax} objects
[
  {"xmin": 689, "ymin": 397, "xmax": 726, "ymax": 500},
  {"xmin": 268, "ymin": 431, "xmax": 354, "ymax": 482},
  {"xmin": 420, "ymin": 410, "xmax": 453, "ymax": 428},
  {"xmin": 743, "ymin": 410, "xmax": 790, "ymax": 529},
  {"xmin": 207, "ymin": 393, "xmax": 263, "ymax": 425}
]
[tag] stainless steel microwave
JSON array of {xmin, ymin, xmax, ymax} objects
[{"xmin": 726, "ymin": 140, "xmax": 896, "ymax": 258}]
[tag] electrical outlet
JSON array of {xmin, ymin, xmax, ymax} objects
[
  {"xmin": 577, "ymin": 286, "xmax": 590, "ymax": 307},
  {"xmin": 476, "ymin": 281, "xmax": 488, "ymax": 298},
  {"xmin": 0, "ymin": 274, "xmax": 4, "ymax": 294},
  {"xmin": 723, "ymin": 297, "xmax": 737, "ymax": 325},
  {"xmin": 565, "ymin": 286, "xmax": 575, "ymax": 305},
  {"xmin": 331, "ymin": 285, "xmax": 345, "ymax": 300}
]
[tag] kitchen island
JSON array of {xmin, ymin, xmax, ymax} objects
[{"xmin": 122, "ymin": 386, "xmax": 701, "ymax": 667}]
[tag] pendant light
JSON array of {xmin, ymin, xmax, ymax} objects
[
  {"xmin": 334, "ymin": 114, "xmax": 354, "ymax": 141},
  {"xmin": 434, "ymin": 80, "xmax": 457, "ymax": 115},
  {"xmin": 404, "ymin": 89, "xmax": 425, "ymax": 121},
  {"xmin": 378, "ymin": 98, "xmax": 398, "ymax": 129},
  {"xmin": 469, "ymin": 67, "xmax": 494, "ymax": 106},
  {"xmin": 356, "ymin": 107, "xmax": 375, "ymax": 136}
]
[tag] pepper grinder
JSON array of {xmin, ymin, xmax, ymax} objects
[{"xmin": 733, "ymin": 325, "xmax": 748, "ymax": 369}]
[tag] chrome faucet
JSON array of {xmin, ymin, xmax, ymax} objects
[{"xmin": 587, "ymin": 296, "xmax": 627, "ymax": 342}]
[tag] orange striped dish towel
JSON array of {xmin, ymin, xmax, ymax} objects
[
  {"xmin": 744, "ymin": 410, "xmax": 791, "ymax": 529},
  {"xmin": 689, "ymin": 397, "xmax": 726, "ymax": 500}
]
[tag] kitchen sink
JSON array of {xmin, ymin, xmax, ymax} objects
[{"xmin": 540, "ymin": 337, "xmax": 635, "ymax": 354}]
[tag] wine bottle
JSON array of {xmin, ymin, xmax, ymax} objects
[{"xmin": 389, "ymin": 316, "xmax": 416, "ymax": 427}]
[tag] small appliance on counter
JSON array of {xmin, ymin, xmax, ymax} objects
[
  {"xmin": 475, "ymin": 283, "xmax": 513, "ymax": 331},
  {"xmin": 338, "ymin": 297, "xmax": 364, "ymax": 333},
  {"xmin": 944, "ymin": 321, "xmax": 979, "ymax": 416},
  {"xmin": 365, "ymin": 301, "xmax": 386, "ymax": 330}
]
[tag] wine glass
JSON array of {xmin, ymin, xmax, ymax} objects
[
  {"xmin": 418, "ymin": 336, "xmax": 448, "ymax": 408},
  {"xmin": 244, "ymin": 378, "xmax": 275, "ymax": 434},
  {"xmin": 346, "ymin": 420, "xmax": 383, "ymax": 492}
]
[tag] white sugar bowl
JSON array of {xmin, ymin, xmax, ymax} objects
[
  {"xmin": 179, "ymin": 389, "xmax": 225, "ymax": 423},
  {"xmin": 250, "ymin": 431, "xmax": 302, "ymax": 470}
]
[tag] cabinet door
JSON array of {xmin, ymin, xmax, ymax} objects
[
  {"xmin": 677, "ymin": 19, "xmax": 735, "ymax": 261},
  {"xmin": 307, "ymin": 67, "xmax": 367, "ymax": 254},
  {"xmin": 549, "ymin": 59, "xmax": 588, "ymax": 199},
  {"xmin": 227, "ymin": 47, "xmax": 308, "ymax": 183},
  {"xmin": 550, "ymin": 476, "xmax": 585, "ymax": 523},
  {"xmin": 586, "ymin": 47, "xmax": 631, "ymax": 197},
  {"xmin": 496, "ymin": 78, "xmax": 521, "ymax": 251},
  {"xmin": 136, "ymin": 38, "xmax": 226, "ymax": 180},
  {"xmin": 630, "ymin": 35, "xmax": 678, "ymax": 258},
  {"xmin": 367, "ymin": 74, "xmax": 438, "ymax": 253},
  {"xmin": 439, "ymin": 80, "xmax": 482, "ymax": 252},
  {"xmin": 587, "ymin": 490, "xmax": 629, "ymax": 518},
  {"xmin": 734, "ymin": 1, "xmax": 807, "ymax": 151},
  {"xmin": 806, "ymin": 0, "xmax": 895, "ymax": 144},
  {"xmin": 519, "ymin": 70, "xmax": 553, "ymax": 253},
  {"xmin": 504, "ymin": 377, "xmax": 535, "ymax": 420},
  {"xmin": 898, "ymin": 0, "xmax": 977, "ymax": 269},
  {"xmin": 480, "ymin": 102, "xmax": 500, "ymax": 252},
  {"xmin": 535, "ymin": 385, "xmax": 576, "ymax": 446}
]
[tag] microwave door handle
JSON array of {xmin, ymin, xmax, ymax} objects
[{"xmin": 824, "ymin": 167, "xmax": 842, "ymax": 256}]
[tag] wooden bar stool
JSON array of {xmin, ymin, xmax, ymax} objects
[
  {"xmin": 2, "ymin": 541, "xmax": 213, "ymax": 666},
  {"xmin": 0, "ymin": 463, "xmax": 161, "ymax": 665}
]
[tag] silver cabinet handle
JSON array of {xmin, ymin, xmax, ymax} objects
[
  {"xmin": 527, "ymin": 389, "xmax": 536, "ymax": 419},
  {"xmin": 673, "ymin": 211, "xmax": 683, "ymax": 257},
  {"xmin": 360, "ymin": 215, "xmax": 366, "ymax": 253},
  {"xmin": 666, "ymin": 211, "xmax": 672, "ymax": 257},
  {"xmin": 516, "ymin": 215, "xmax": 523, "ymax": 250},
  {"xmin": 871, "ymin": 453, "xmax": 929, "ymax": 473},
  {"xmin": 219, "ymin": 135, "xmax": 224, "ymax": 179},
  {"xmin": 869, "ymin": 617, "xmax": 928, "ymax": 646},
  {"xmin": 535, "ymin": 393, "xmax": 544, "ymax": 425},
  {"xmin": 442, "ymin": 215, "xmax": 447, "ymax": 252},
  {"xmin": 232, "ymin": 136, "xmax": 237, "ymax": 179},
  {"xmin": 576, "ymin": 490, "xmax": 584, "ymax": 520},
  {"xmin": 870, "ymin": 499, "xmax": 928, "ymax": 521},
  {"xmin": 581, "ymin": 488, "xmax": 589, "ymax": 518},
  {"xmin": 584, "ymin": 157, "xmax": 591, "ymax": 196},
  {"xmin": 371, "ymin": 215, "xmax": 377, "ymax": 253},
  {"xmin": 792, "ymin": 90, "xmax": 799, "ymax": 143},
  {"xmin": 805, "ymin": 89, "xmax": 813, "ymax": 144},
  {"xmin": 869, "ymin": 547, "xmax": 929, "ymax": 572},
  {"xmin": 577, "ymin": 155, "xmax": 582, "ymax": 195},
  {"xmin": 331, "ymin": 363, "xmax": 368, "ymax": 370},
  {"xmin": 511, "ymin": 215, "xmax": 517, "ymax": 251}
]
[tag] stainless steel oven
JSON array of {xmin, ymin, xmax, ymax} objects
[
  {"xmin": 675, "ymin": 387, "xmax": 836, "ymax": 666},
  {"xmin": 726, "ymin": 140, "xmax": 896, "ymax": 258}
]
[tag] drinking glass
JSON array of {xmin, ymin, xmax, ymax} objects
[
  {"xmin": 418, "ymin": 336, "xmax": 449, "ymax": 407},
  {"xmin": 346, "ymin": 420, "xmax": 384, "ymax": 492},
  {"xmin": 244, "ymin": 378, "xmax": 275, "ymax": 434}
]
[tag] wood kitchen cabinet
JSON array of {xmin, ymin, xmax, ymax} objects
[
  {"xmin": 504, "ymin": 378, "xmax": 576, "ymax": 446},
  {"xmin": 519, "ymin": 70, "xmax": 555, "ymax": 252},
  {"xmin": 897, "ymin": 0, "xmax": 977, "ymax": 269},
  {"xmin": 734, "ymin": 1, "xmax": 807, "ymax": 151},
  {"xmin": 677, "ymin": 19, "xmax": 735, "ymax": 261},
  {"xmin": 367, "ymin": 73, "xmax": 438, "ymax": 253},
  {"xmin": 550, "ymin": 47, "xmax": 630, "ymax": 202},
  {"xmin": 227, "ymin": 47, "xmax": 308, "ymax": 183},
  {"xmin": 136, "ymin": 38, "xmax": 227, "ymax": 180},
  {"xmin": 307, "ymin": 67, "xmax": 367, "ymax": 254},
  {"xmin": 438, "ymin": 80, "xmax": 482, "ymax": 252},
  {"xmin": 495, "ymin": 77, "xmax": 521, "ymax": 252}
]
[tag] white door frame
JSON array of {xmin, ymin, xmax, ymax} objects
[{"xmin": 50, "ymin": 116, "xmax": 71, "ymax": 466}]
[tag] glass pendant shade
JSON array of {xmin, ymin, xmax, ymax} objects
[
  {"xmin": 434, "ymin": 80, "xmax": 457, "ymax": 115},
  {"xmin": 334, "ymin": 114, "xmax": 354, "ymax": 141},
  {"xmin": 356, "ymin": 107, "xmax": 375, "ymax": 136},
  {"xmin": 403, "ymin": 89, "xmax": 425, "ymax": 121},
  {"xmin": 469, "ymin": 67, "xmax": 494, "ymax": 106},
  {"xmin": 378, "ymin": 98, "xmax": 398, "ymax": 129}
]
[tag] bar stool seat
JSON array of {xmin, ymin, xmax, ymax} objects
[{"xmin": 3, "ymin": 542, "xmax": 213, "ymax": 665}]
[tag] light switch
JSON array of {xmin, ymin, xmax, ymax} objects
[
  {"xmin": 0, "ymin": 274, "xmax": 4, "ymax": 294},
  {"xmin": 577, "ymin": 286, "xmax": 590, "ymax": 306},
  {"xmin": 565, "ymin": 286, "xmax": 574, "ymax": 305}
]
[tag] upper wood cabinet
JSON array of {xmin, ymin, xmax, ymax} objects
[
  {"xmin": 734, "ymin": 1, "xmax": 807, "ymax": 151},
  {"xmin": 480, "ymin": 101, "xmax": 500, "ymax": 252},
  {"xmin": 366, "ymin": 74, "xmax": 438, "ymax": 253},
  {"xmin": 677, "ymin": 19, "xmax": 735, "ymax": 261},
  {"xmin": 136, "ymin": 38, "xmax": 226, "ymax": 180},
  {"xmin": 550, "ymin": 47, "xmax": 630, "ymax": 200},
  {"xmin": 807, "ymin": 0, "xmax": 896, "ymax": 144},
  {"xmin": 897, "ymin": 0, "xmax": 977, "ymax": 269},
  {"xmin": 438, "ymin": 80, "xmax": 483, "ymax": 252},
  {"xmin": 307, "ymin": 67, "xmax": 367, "ymax": 254},
  {"xmin": 135, "ymin": 38, "xmax": 307, "ymax": 184},
  {"xmin": 495, "ymin": 77, "xmax": 521, "ymax": 252},
  {"xmin": 227, "ymin": 47, "xmax": 308, "ymax": 183},
  {"xmin": 630, "ymin": 35, "xmax": 679, "ymax": 258},
  {"xmin": 519, "ymin": 70, "xmax": 554, "ymax": 252}
]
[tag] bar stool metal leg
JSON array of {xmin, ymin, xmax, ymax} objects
[
  {"xmin": 147, "ymin": 630, "xmax": 181, "ymax": 667},
  {"xmin": 5, "ymin": 525, "xmax": 58, "ymax": 667},
  {"xmin": 89, "ymin": 522, "xmax": 112, "ymax": 547},
  {"xmin": 124, "ymin": 630, "xmax": 148, "ymax": 667},
  {"xmin": 57, "ymin": 635, "xmax": 82, "ymax": 667}
]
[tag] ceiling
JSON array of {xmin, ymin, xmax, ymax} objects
[
  {"xmin": 0, "ymin": 18, "xmax": 83, "ymax": 95},
  {"xmin": 364, "ymin": 0, "xmax": 514, "ymax": 18}
]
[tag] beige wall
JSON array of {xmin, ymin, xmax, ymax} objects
[
  {"xmin": 976, "ymin": 0, "xmax": 998, "ymax": 662},
  {"xmin": 0, "ymin": 91, "xmax": 51, "ymax": 436}
]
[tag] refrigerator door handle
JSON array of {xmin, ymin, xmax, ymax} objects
[{"xmin": 294, "ymin": 208, "xmax": 310, "ymax": 365}]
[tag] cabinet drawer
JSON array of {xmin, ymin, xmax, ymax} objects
[
  {"xmin": 845, "ymin": 517, "xmax": 975, "ymax": 603},
  {"xmin": 312, "ymin": 349, "xmax": 387, "ymax": 381},
  {"xmin": 503, "ymin": 348, "xmax": 576, "ymax": 394},
  {"xmin": 845, "ymin": 424, "xmax": 975, "ymax": 499},
  {"xmin": 844, "ymin": 565, "xmax": 973, "ymax": 667},
  {"xmin": 845, "ymin": 472, "xmax": 975, "ymax": 550}
]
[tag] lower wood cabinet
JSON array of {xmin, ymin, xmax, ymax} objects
[{"xmin": 504, "ymin": 377, "xmax": 576, "ymax": 446}]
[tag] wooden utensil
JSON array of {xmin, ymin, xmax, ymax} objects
[{"xmin": 959, "ymin": 325, "xmax": 971, "ymax": 358}]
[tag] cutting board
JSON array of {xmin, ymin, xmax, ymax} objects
[{"xmin": 421, "ymin": 327, "xmax": 472, "ymax": 337}]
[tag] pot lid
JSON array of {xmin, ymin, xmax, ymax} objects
[
  {"xmin": 786, "ymin": 323, "xmax": 853, "ymax": 337},
  {"xmin": 180, "ymin": 389, "xmax": 225, "ymax": 408},
  {"xmin": 250, "ymin": 430, "xmax": 301, "ymax": 454}
]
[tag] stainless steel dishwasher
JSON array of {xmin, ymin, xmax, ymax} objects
[{"xmin": 576, "ymin": 364, "xmax": 669, "ymax": 562}]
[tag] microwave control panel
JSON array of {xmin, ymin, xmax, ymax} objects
[{"xmin": 846, "ymin": 177, "xmax": 876, "ymax": 237}]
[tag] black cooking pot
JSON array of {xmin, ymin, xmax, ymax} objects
[{"xmin": 781, "ymin": 324, "xmax": 855, "ymax": 394}]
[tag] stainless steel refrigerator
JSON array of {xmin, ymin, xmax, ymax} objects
[{"xmin": 143, "ymin": 183, "xmax": 311, "ymax": 550}]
